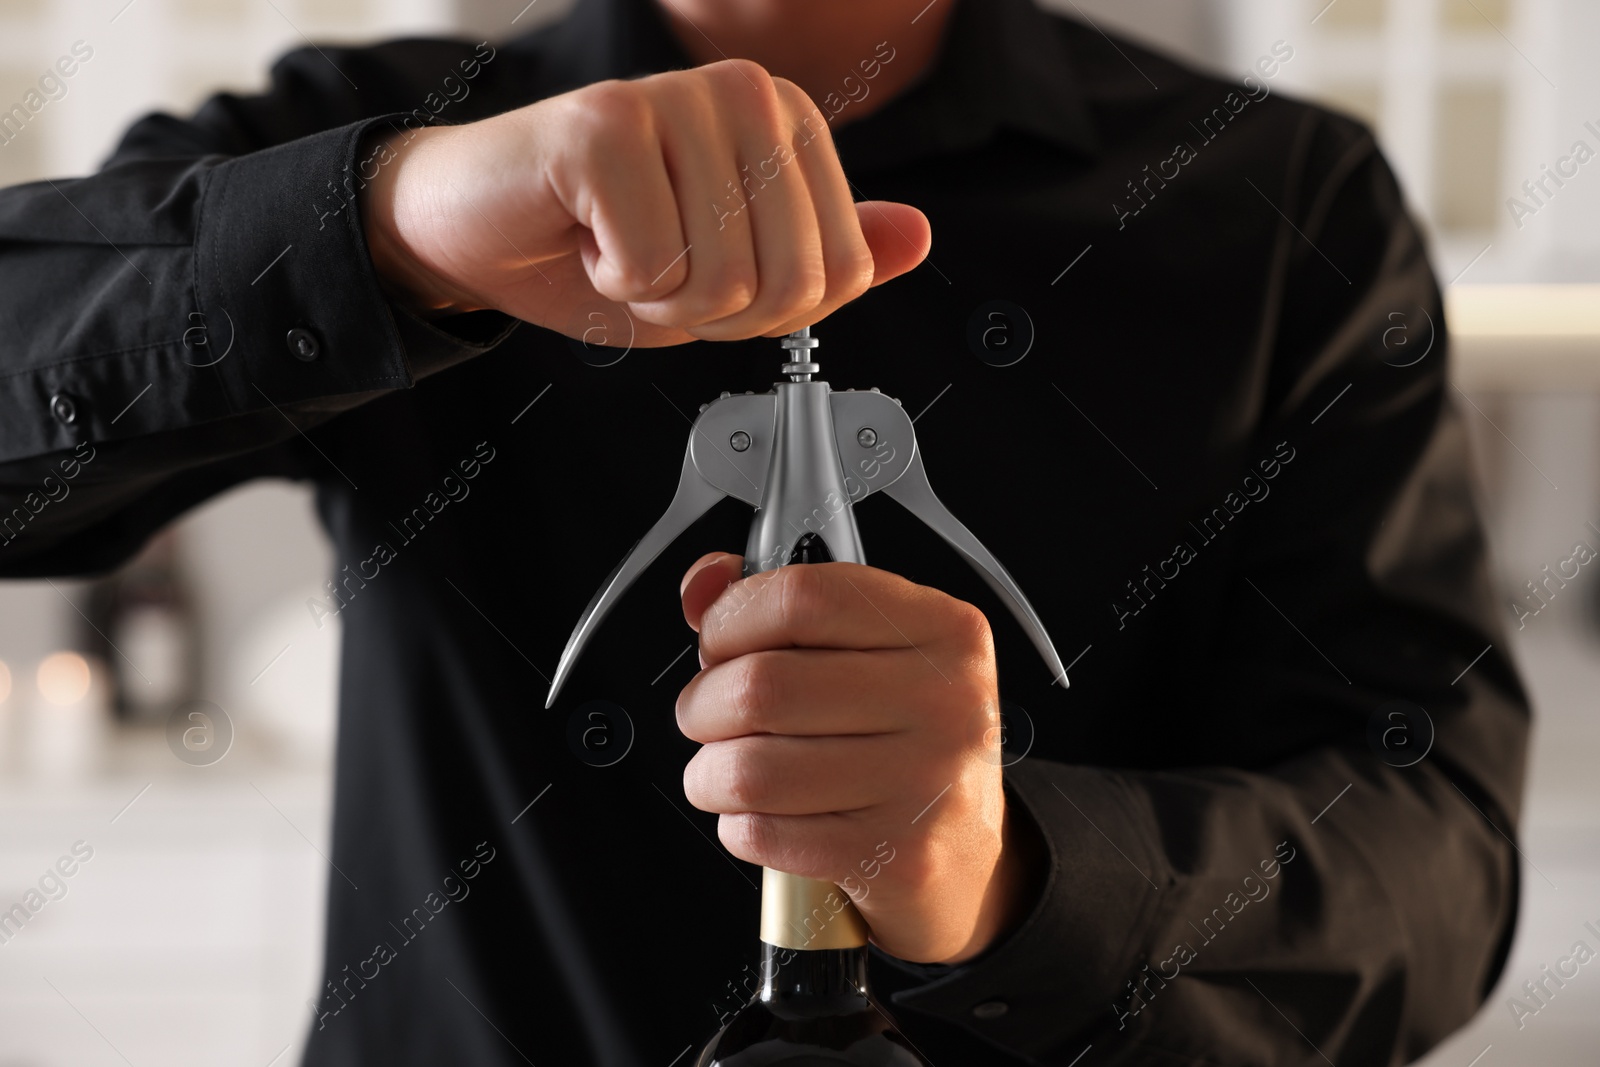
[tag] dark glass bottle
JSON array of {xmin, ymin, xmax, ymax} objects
[
  {"xmin": 700, "ymin": 332, "xmax": 929, "ymax": 1064},
  {"xmin": 694, "ymin": 874, "xmax": 931, "ymax": 1066}
]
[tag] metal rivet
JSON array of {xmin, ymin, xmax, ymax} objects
[
  {"xmin": 50, "ymin": 393, "xmax": 79, "ymax": 425},
  {"xmin": 857, "ymin": 427, "xmax": 877, "ymax": 448},
  {"xmin": 730, "ymin": 431, "xmax": 751, "ymax": 452},
  {"xmin": 286, "ymin": 327, "xmax": 320, "ymax": 362}
]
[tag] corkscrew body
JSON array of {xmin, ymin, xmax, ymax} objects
[{"xmin": 545, "ymin": 328, "xmax": 1068, "ymax": 709}]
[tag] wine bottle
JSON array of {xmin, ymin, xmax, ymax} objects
[
  {"xmin": 547, "ymin": 325, "xmax": 1068, "ymax": 1063},
  {"xmin": 697, "ymin": 331, "xmax": 933, "ymax": 1064},
  {"xmin": 693, "ymin": 869, "xmax": 931, "ymax": 1066}
]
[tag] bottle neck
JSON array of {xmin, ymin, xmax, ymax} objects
[{"xmin": 759, "ymin": 940, "xmax": 869, "ymax": 1004}]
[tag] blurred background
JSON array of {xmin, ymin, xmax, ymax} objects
[{"xmin": 0, "ymin": 0, "xmax": 1595, "ymax": 1063}]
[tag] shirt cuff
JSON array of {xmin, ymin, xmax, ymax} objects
[
  {"xmin": 872, "ymin": 760, "xmax": 1166, "ymax": 1060},
  {"xmin": 390, "ymin": 303, "xmax": 520, "ymax": 382},
  {"xmin": 193, "ymin": 111, "xmax": 516, "ymax": 413}
]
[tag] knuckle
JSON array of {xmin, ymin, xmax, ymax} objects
[
  {"xmin": 951, "ymin": 677, "xmax": 997, "ymax": 738},
  {"xmin": 722, "ymin": 60, "xmax": 789, "ymax": 132},
  {"xmin": 766, "ymin": 258, "xmax": 827, "ymax": 323},
  {"xmin": 795, "ymin": 257, "xmax": 830, "ymax": 310},
  {"xmin": 948, "ymin": 612, "xmax": 997, "ymax": 722},
  {"xmin": 775, "ymin": 564, "xmax": 829, "ymax": 634},
  {"xmin": 603, "ymin": 243, "xmax": 676, "ymax": 302},
  {"xmin": 768, "ymin": 75, "xmax": 801, "ymax": 102},
  {"xmin": 703, "ymin": 587, "xmax": 747, "ymax": 644},
  {"xmin": 721, "ymin": 811, "xmax": 778, "ymax": 866},
  {"xmin": 575, "ymin": 79, "xmax": 653, "ymax": 145},
  {"xmin": 773, "ymin": 80, "xmax": 829, "ymax": 140},
  {"xmin": 682, "ymin": 260, "xmax": 759, "ymax": 324},
  {"xmin": 773, "ymin": 79, "xmax": 828, "ymax": 140},
  {"xmin": 950, "ymin": 599, "xmax": 994, "ymax": 658},
  {"xmin": 713, "ymin": 58, "xmax": 776, "ymax": 97},
  {"xmin": 727, "ymin": 654, "xmax": 780, "ymax": 730},
  {"xmin": 710, "ymin": 258, "xmax": 761, "ymax": 310},
  {"xmin": 724, "ymin": 741, "xmax": 768, "ymax": 810},
  {"xmin": 836, "ymin": 241, "xmax": 877, "ymax": 299},
  {"xmin": 770, "ymin": 76, "xmax": 818, "ymax": 115}
]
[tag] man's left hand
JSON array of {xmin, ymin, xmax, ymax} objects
[{"xmin": 676, "ymin": 551, "xmax": 1046, "ymax": 965}]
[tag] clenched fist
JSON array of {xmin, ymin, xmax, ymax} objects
[
  {"xmin": 361, "ymin": 59, "xmax": 931, "ymax": 345},
  {"xmin": 675, "ymin": 552, "xmax": 1048, "ymax": 965}
]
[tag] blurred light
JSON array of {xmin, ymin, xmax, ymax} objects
[
  {"xmin": 0, "ymin": 659, "xmax": 10, "ymax": 704},
  {"xmin": 1448, "ymin": 285, "xmax": 1600, "ymax": 392},
  {"xmin": 1448, "ymin": 285, "xmax": 1600, "ymax": 338},
  {"xmin": 37, "ymin": 652, "xmax": 90, "ymax": 706}
]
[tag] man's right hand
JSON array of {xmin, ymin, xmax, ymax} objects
[{"xmin": 361, "ymin": 58, "xmax": 931, "ymax": 346}]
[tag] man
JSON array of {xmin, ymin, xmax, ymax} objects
[{"xmin": 0, "ymin": 0, "xmax": 1528, "ymax": 1063}]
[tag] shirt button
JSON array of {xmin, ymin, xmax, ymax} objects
[
  {"xmin": 50, "ymin": 393, "xmax": 79, "ymax": 424},
  {"xmin": 972, "ymin": 1000, "xmax": 1008, "ymax": 1019},
  {"xmin": 287, "ymin": 327, "xmax": 321, "ymax": 362}
]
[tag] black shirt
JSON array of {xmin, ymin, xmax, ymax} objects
[{"xmin": 0, "ymin": 0, "xmax": 1529, "ymax": 1064}]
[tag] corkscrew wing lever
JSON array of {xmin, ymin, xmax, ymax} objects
[
  {"xmin": 880, "ymin": 449, "xmax": 1068, "ymax": 688},
  {"xmin": 545, "ymin": 394, "xmax": 777, "ymax": 708}
]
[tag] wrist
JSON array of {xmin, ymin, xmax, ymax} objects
[
  {"xmin": 359, "ymin": 125, "xmax": 483, "ymax": 317},
  {"xmin": 943, "ymin": 794, "xmax": 1049, "ymax": 966}
]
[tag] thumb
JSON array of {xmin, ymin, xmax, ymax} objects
[{"xmin": 855, "ymin": 201, "xmax": 931, "ymax": 287}]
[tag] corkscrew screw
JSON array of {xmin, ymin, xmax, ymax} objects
[{"xmin": 545, "ymin": 327, "xmax": 1068, "ymax": 710}]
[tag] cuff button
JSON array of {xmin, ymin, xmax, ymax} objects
[
  {"xmin": 972, "ymin": 1001, "xmax": 1009, "ymax": 1019},
  {"xmin": 287, "ymin": 327, "xmax": 321, "ymax": 362},
  {"xmin": 50, "ymin": 393, "xmax": 79, "ymax": 425}
]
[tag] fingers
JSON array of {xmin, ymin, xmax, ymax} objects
[
  {"xmin": 628, "ymin": 65, "xmax": 762, "ymax": 327},
  {"xmin": 677, "ymin": 79, "xmax": 831, "ymax": 340},
  {"xmin": 716, "ymin": 810, "xmax": 880, "ymax": 885},
  {"xmin": 680, "ymin": 551, "xmax": 743, "ymax": 630},
  {"xmin": 693, "ymin": 560, "xmax": 990, "ymax": 670},
  {"xmin": 384, "ymin": 59, "xmax": 930, "ymax": 348},
  {"xmin": 683, "ymin": 732, "xmax": 905, "ymax": 815},
  {"xmin": 621, "ymin": 60, "xmax": 770, "ymax": 331},
  {"xmin": 559, "ymin": 81, "xmax": 692, "ymax": 303},
  {"xmin": 759, "ymin": 88, "xmax": 904, "ymax": 336},
  {"xmin": 579, "ymin": 60, "xmax": 924, "ymax": 338},
  {"xmin": 676, "ymin": 648, "xmax": 928, "ymax": 742},
  {"xmin": 740, "ymin": 80, "xmax": 875, "ymax": 337},
  {"xmin": 712, "ymin": 805, "xmax": 954, "ymax": 896}
]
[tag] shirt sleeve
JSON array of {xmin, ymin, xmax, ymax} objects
[
  {"xmin": 0, "ymin": 39, "xmax": 519, "ymax": 577},
  {"xmin": 874, "ymin": 113, "xmax": 1530, "ymax": 1066}
]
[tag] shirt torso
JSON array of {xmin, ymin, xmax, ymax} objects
[{"xmin": 298, "ymin": 3, "xmax": 1356, "ymax": 1063}]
